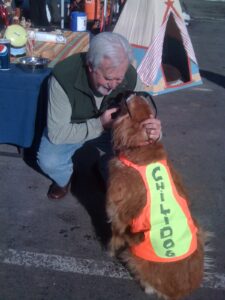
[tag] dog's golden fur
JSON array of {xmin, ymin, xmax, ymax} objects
[{"xmin": 106, "ymin": 95, "xmax": 205, "ymax": 300}]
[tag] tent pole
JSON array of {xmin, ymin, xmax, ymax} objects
[
  {"xmin": 103, "ymin": 0, "xmax": 108, "ymax": 31},
  {"xmin": 61, "ymin": 0, "xmax": 64, "ymax": 29}
]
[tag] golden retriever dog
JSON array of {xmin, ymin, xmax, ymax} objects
[{"xmin": 106, "ymin": 93, "xmax": 206, "ymax": 300}]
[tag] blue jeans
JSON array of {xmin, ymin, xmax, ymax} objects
[{"xmin": 37, "ymin": 129, "xmax": 113, "ymax": 187}]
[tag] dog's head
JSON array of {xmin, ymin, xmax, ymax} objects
[{"xmin": 112, "ymin": 92, "xmax": 157, "ymax": 151}]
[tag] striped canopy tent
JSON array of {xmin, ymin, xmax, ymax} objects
[{"xmin": 113, "ymin": 0, "xmax": 202, "ymax": 96}]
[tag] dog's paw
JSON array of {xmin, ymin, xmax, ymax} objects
[
  {"xmin": 125, "ymin": 231, "xmax": 145, "ymax": 246},
  {"xmin": 144, "ymin": 285, "xmax": 155, "ymax": 295},
  {"xmin": 133, "ymin": 232, "xmax": 145, "ymax": 244},
  {"xmin": 144, "ymin": 285, "xmax": 168, "ymax": 300}
]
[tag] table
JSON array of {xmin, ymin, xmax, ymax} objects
[
  {"xmin": 0, "ymin": 64, "xmax": 51, "ymax": 148},
  {"xmin": 0, "ymin": 32, "xmax": 90, "ymax": 150}
]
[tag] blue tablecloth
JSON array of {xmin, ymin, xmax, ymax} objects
[{"xmin": 0, "ymin": 64, "xmax": 51, "ymax": 148}]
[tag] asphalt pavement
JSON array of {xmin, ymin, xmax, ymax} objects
[{"xmin": 0, "ymin": 1, "xmax": 225, "ymax": 299}]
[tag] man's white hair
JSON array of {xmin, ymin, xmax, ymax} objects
[{"xmin": 86, "ymin": 32, "xmax": 133, "ymax": 70}]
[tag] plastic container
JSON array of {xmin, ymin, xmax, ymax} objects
[
  {"xmin": 70, "ymin": 12, "xmax": 87, "ymax": 32},
  {"xmin": 85, "ymin": 0, "xmax": 101, "ymax": 21}
]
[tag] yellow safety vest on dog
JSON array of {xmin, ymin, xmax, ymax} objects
[{"xmin": 119, "ymin": 156, "xmax": 198, "ymax": 263}]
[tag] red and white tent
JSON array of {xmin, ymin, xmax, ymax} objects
[{"xmin": 113, "ymin": 0, "xmax": 202, "ymax": 95}]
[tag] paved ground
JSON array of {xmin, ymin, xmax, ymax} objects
[{"xmin": 0, "ymin": 1, "xmax": 225, "ymax": 299}]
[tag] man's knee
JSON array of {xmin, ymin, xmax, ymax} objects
[{"xmin": 37, "ymin": 151, "xmax": 60, "ymax": 174}]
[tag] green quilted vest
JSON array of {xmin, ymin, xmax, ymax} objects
[{"xmin": 52, "ymin": 53, "xmax": 137, "ymax": 123}]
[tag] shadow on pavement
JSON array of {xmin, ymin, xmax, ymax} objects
[
  {"xmin": 200, "ymin": 69, "xmax": 225, "ymax": 89},
  {"xmin": 71, "ymin": 145, "xmax": 112, "ymax": 248}
]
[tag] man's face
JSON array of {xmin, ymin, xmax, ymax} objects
[{"xmin": 88, "ymin": 57, "xmax": 129, "ymax": 96}]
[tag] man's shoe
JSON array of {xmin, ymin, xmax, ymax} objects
[{"xmin": 47, "ymin": 182, "xmax": 70, "ymax": 200}]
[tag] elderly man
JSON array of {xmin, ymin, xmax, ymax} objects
[{"xmin": 37, "ymin": 32, "xmax": 162, "ymax": 200}]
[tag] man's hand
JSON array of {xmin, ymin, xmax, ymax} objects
[
  {"xmin": 100, "ymin": 108, "xmax": 119, "ymax": 129},
  {"xmin": 140, "ymin": 114, "xmax": 162, "ymax": 142}
]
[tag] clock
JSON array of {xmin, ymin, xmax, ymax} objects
[{"xmin": 4, "ymin": 24, "xmax": 28, "ymax": 48}]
